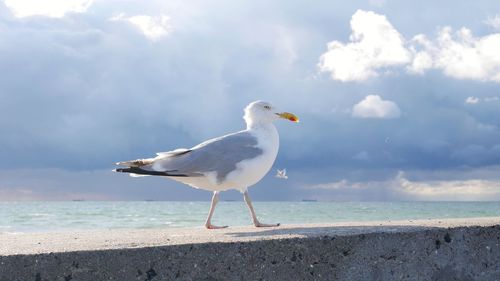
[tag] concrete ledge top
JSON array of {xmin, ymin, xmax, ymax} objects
[{"xmin": 1, "ymin": 217, "xmax": 499, "ymax": 256}]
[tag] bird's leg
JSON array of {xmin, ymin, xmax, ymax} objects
[
  {"xmin": 243, "ymin": 190, "xmax": 280, "ymax": 227},
  {"xmin": 204, "ymin": 191, "xmax": 228, "ymax": 229}
]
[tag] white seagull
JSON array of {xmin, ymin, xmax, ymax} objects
[
  {"xmin": 114, "ymin": 101, "xmax": 299, "ymax": 229},
  {"xmin": 276, "ymin": 169, "xmax": 288, "ymax": 179}
]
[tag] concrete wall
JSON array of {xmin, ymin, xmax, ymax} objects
[{"xmin": 1, "ymin": 225, "xmax": 499, "ymax": 281}]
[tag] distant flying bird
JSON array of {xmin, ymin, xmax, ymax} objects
[
  {"xmin": 114, "ymin": 101, "xmax": 299, "ymax": 229},
  {"xmin": 276, "ymin": 169, "xmax": 288, "ymax": 179}
]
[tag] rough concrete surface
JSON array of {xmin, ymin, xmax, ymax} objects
[{"xmin": 1, "ymin": 217, "xmax": 499, "ymax": 281}]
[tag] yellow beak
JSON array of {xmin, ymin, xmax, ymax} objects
[{"xmin": 276, "ymin": 112, "xmax": 299, "ymax": 122}]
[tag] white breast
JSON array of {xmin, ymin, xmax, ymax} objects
[{"xmin": 223, "ymin": 123, "xmax": 279, "ymax": 191}]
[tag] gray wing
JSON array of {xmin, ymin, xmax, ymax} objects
[{"xmin": 152, "ymin": 131, "xmax": 263, "ymax": 183}]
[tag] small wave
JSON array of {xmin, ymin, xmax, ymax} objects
[
  {"xmin": 1, "ymin": 231, "xmax": 24, "ymax": 235},
  {"xmin": 29, "ymin": 213, "xmax": 54, "ymax": 217}
]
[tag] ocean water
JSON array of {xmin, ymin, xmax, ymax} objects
[{"xmin": 1, "ymin": 201, "xmax": 499, "ymax": 233}]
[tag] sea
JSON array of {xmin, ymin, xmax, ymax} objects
[{"xmin": 1, "ymin": 201, "xmax": 499, "ymax": 233}]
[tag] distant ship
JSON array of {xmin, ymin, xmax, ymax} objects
[
  {"xmin": 72, "ymin": 199, "xmax": 85, "ymax": 202},
  {"xmin": 301, "ymin": 199, "xmax": 318, "ymax": 202}
]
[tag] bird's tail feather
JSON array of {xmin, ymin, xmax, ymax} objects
[{"xmin": 113, "ymin": 167, "xmax": 188, "ymax": 177}]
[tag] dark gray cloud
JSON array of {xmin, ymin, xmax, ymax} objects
[{"xmin": 0, "ymin": 0, "xmax": 499, "ymax": 201}]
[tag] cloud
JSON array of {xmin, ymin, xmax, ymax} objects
[
  {"xmin": 485, "ymin": 15, "xmax": 500, "ymax": 30},
  {"xmin": 110, "ymin": 14, "xmax": 172, "ymax": 41},
  {"xmin": 318, "ymin": 10, "xmax": 411, "ymax": 81},
  {"xmin": 4, "ymin": 0, "xmax": 93, "ymax": 18},
  {"xmin": 412, "ymin": 27, "xmax": 500, "ymax": 82},
  {"xmin": 308, "ymin": 171, "xmax": 500, "ymax": 201},
  {"xmin": 465, "ymin": 96, "xmax": 500, "ymax": 104},
  {"xmin": 352, "ymin": 95, "xmax": 401, "ymax": 119},
  {"xmin": 395, "ymin": 171, "xmax": 500, "ymax": 200},
  {"xmin": 465, "ymin": 96, "xmax": 479, "ymax": 104},
  {"xmin": 320, "ymin": 10, "xmax": 500, "ymax": 83}
]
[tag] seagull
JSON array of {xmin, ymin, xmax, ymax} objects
[
  {"xmin": 276, "ymin": 169, "xmax": 288, "ymax": 179},
  {"xmin": 114, "ymin": 101, "xmax": 299, "ymax": 229}
]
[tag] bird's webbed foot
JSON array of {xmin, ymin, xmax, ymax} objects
[
  {"xmin": 205, "ymin": 223, "xmax": 228, "ymax": 229},
  {"xmin": 254, "ymin": 221, "xmax": 280, "ymax": 227}
]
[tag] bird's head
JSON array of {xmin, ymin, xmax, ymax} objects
[{"xmin": 243, "ymin": 100, "xmax": 299, "ymax": 128}]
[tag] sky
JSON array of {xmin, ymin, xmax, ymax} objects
[{"xmin": 0, "ymin": 0, "xmax": 499, "ymax": 201}]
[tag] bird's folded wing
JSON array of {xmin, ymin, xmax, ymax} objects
[{"xmin": 152, "ymin": 131, "xmax": 263, "ymax": 182}]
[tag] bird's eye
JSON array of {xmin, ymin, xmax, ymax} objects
[{"xmin": 264, "ymin": 105, "xmax": 271, "ymax": 110}]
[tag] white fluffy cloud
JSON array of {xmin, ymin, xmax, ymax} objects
[
  {"xmin": 352, "ymin": 95, "xmax": 401, "ymax": 119},
  {"xmin": 465, "ymin": 96, "xmax": 480, "ymax": 104},
  {"xmin": 320, "ymin": 10, "xmax": 500, "ymax": 83},
  {"xmin": 411, "ymin": 27, "xmax": 500, "ymax": 82},
  {"xmin": 4, "ymin": 0, "xmax": 93, "ymax": 18},
  {"xmin": 309, "ymin": 171, "xmax": 500, "ymax": 201},
  {"xmin": 111, "ymin": 14, "xmax": 172, "ymax": 41},
  {"xmin": 318, "ymin": 10, "xmax": 411, "ymax": 81},
  {"xmin": 485, "ymin": 15, "xmax": 500, "ymax": 30}
]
